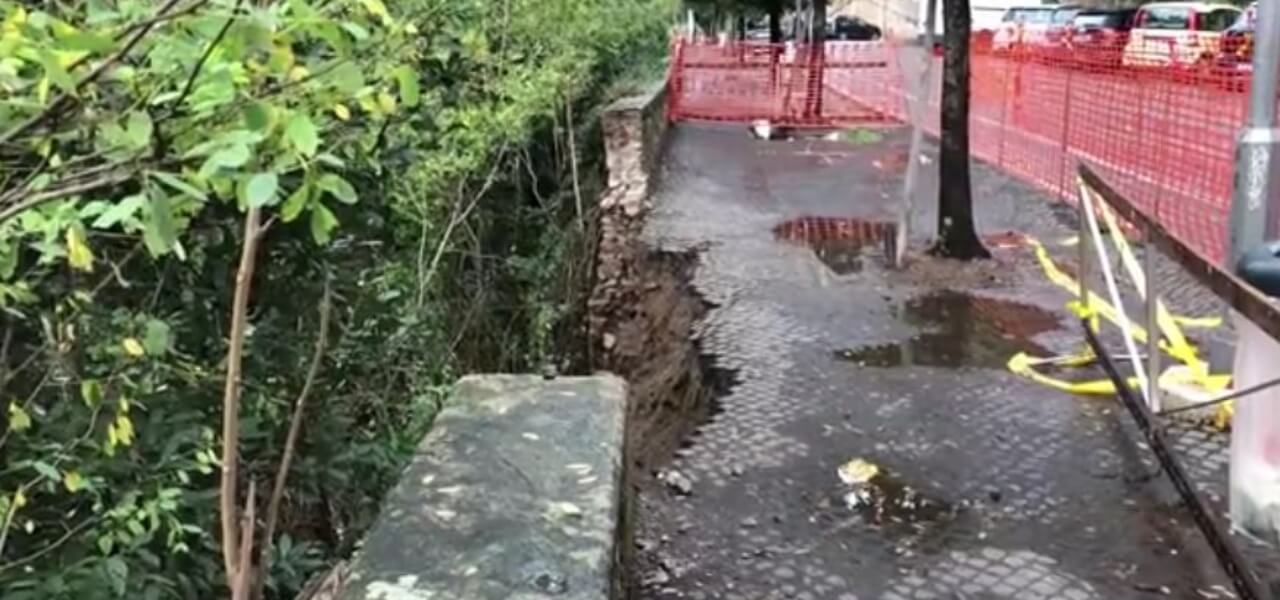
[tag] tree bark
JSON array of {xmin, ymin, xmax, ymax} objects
[
  {"xmin": 768, "ymin": 1, "xmax": 783, "ymax": 43},
  {"xmin": 221, "ymin": 206, "xmax": 263, "ymax": 588},
  {"xmin": 932, "ymin": 0, "xmax": 990, "ymax": 260},
  {"xmin": 803, "ymin": 0, "xmax": 827, "ymax": 119}
]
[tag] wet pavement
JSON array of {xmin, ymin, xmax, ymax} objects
[{"xmin": 632, "ymin": 123, "xmax": 1273, "ymax": 599}]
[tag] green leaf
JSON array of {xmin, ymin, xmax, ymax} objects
[
  {"xmin": 92, "ymin": 194, "xmax": 146, "ymax": 229},
  {"xmin": 32, "ymin": 461, "xmax": 60, "ymax": 482},
  {"xmin": 285, "ymin": 113, "xmax": 319, "ymax": 157},
  {"xmin": 81, "ymin": 379, "xmax": 103, "ymax": 407},
  {"xmin": 394, "ymin": 65, "xmax": 420, "ymax": 108},
  {"xmin": 0, "ymin": 241, "xmax": 17, "ymax": 280},
  {"xmin": 8, "ymin": 403, "xmax": 31, "ymax": 432},
  {"xmin": 105, "ymin": 556, "xmax": 128, "ymax": 597},
  {"xmin": 243, "ymin": 172, "xmax": 279, "ymax": 208},
  {"xmin": 149, "ymin": 172, "xmax": 208, "ymax": 202},
  {"xmin": 60, "ymin": 31, "xmax": 115, "ymax": 53},
  {"xmin": 340, "ymin": 22, "xmax": 370, "ymax": 41},
  {"xmin": 244, "ymin": 101, "xmax": 272, "ymax": 131},
  {"xmin": 79, "ymin": 200, "xmax": 110, "ymax": 219},
  {"xmin": 281, "ymin": 184, "xmax": 310, "ymax": 223},
  {"xmin": 125, "ymin": 111, "xmax": 153, "ymax": 148},
  {"xmin": 58, "ymin": 31, "xmax": 115, "ymax": 53},
  {"xmin": 38, "ymin": 48, "xmax": 75, "ymax": 94},
  {"xmin": 143, "ymin": 319, "xmax": 171, "ymax": 355},
  {"xmin": 329, "ymin": 62, "xmax": 364, "ymax": 94},
  {"xmin": 199, "ymin": 144, "xmax": 251, "ymax": 178},
  {"xmin": 309, "ymin": 204, "xmax": 338, "ymax": 245},
  {"xmin": 143, "ymin": 195, "xmax": 177, "ymax": 257},
  {"xmin": 318, "ymin": 173, "xmax": 357, "ymax": 204}
]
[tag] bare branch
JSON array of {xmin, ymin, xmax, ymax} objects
[
  {"xmin": 0, "ymin": 169, "xmax": 136, "ymax": 226},
  {"xmin": 415, "ymin": 147, "xmax": 508, "ymax": 308},
  {"xmin": 231, "ymin": 480, "xmax": 257, "ymax": 600},
  {"xmin": 221, "ymin": 207, "xmax": 263, "ymax": 586},
  {"xmin": 256, "ymin": 276, "xmax": 332, "ymax": 598},
  {"xmin": 0, "ymin": 518, "xmax": 98, "ymax": 575},
  {"xmin": 565, "ymin": 97, "xmax": 584, "ymax": 232},
  {"xmin": 171, "ymin": 0, "xmax": 245, "ymax": 117}
]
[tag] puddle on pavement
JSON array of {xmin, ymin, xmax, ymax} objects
[
  {"xmin": 835, "ymin": 290, "xmax": 1060, "ymax": 369},
  {"xmin": 773, "ymin": 217, "xmax": 897, "ymax": 275},
  {"xmin": 844, "ymin": 470, "xmax": 955, "ymax": 527}
]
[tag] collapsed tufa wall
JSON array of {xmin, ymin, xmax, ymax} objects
[{"xmin": 589, "ymin": 82, "xmax": 670, "ymax": 361}]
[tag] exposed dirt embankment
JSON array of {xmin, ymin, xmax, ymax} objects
[
  {"xmin": 588, "ymin": 83, "xmax": 727, "ymax": 472},
  {"xmin": 595, "ymin": 247, "xmax": 727, "ymax": 472}
]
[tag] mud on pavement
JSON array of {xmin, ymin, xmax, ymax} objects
[{"xmin": 610, "ymin": 123, "xmax": 1248, "ymax": 600}]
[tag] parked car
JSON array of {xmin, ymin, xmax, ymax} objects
[
  {"xmin": 1216, "ymin": 2, "xmax": 1257, "ymax": 74},
  {"xmin": 745, "ymin": 26, "xmax": 774, "ymax": 42},
  {"xmin": 993, "ymin": 6, "xmax": 1056, "ymax": 52},
  {"xmin": 1044, "ymin": 5, "xmax": 1084, "ymax": 47},
  {"xmin": 1067, "ymin": 8, "xmax": 1137, "ymax": 66},
  {"xmin": 1120, "ymin": 2, "xmax": 1241, "ymax": 68},
  {"xmin": 829, "ymin": 15, "xmax": 882, "ymax": 41}
]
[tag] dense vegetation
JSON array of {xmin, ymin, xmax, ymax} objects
[{"xmin": 0, "ymin": 0, "xmax": 673, "ymax": 597}]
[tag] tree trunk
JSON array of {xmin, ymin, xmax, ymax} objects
[
  {"xmin": 803, "ymin": 0, "xmax": 827, "ymax": 119},
  {"xmin": 737, "ymin": 14, "xmax": 747, "ymax": 41},
  {"xmin": 932, "ymin": 0, "xmax": 990, "ymax": 260},
  {"xmin": 769, "ymin": 1, "xmax": 784, "ymax": 43}
]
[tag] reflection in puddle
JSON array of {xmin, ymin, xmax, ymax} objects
[
  {"xmin": 773, "ymin": 216, "xmax": 897, "ymax": 275},
  {"xmin": 835, "ymin": 290, "xmax": 1060, "ymax": 369},
  {"xmin": 844, "ymin": 469, "xmax": 955, "ymax": 526}
]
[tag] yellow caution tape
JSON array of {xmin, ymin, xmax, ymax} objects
[
  {"xmin": 1089, "ymin": 188, "xmax": 1206, "ymax": 377},
  {"xmin": 1006, "ymin": 179, "xmax": 1232, "ymax": 428}
]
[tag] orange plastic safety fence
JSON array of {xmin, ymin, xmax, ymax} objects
[
  {"xmin": 668, "ymin": 40, "xmax": 903, "ymax": 126},
  {"xmin": 669, "ymin": 37, "xmax": 1254, "ymax": 266}
]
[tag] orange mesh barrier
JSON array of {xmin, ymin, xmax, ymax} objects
[
  {"xmin": 669, "ymin": 37, "xmax": 1253, "ymax": 266},
  {"xmin": 669, "ymin": 40, "xmax": 903, "ymax": 126}
]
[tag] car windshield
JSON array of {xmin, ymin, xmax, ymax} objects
[
  {"xmin": 1199, "ymin": 8, "xmax": 1241, "ymax": 31},
  {"xmin": 1004, "ymin": 8, "xmax": 1054, "ymax": 23},
  {"xmin": 1142, "ymin": 6, "xmax": 1191, "ymax": 29},
  {"xmin": 1052, "ymin": 8, "xmax": 1081, "ymax": 23},
  {"xmin": 1229, "ymin": 4, "xmax": 1257, "ymax": 31},
  {"xmin": 1073, "ymin": 11, "xmax": 1131, "ymax": 28}
]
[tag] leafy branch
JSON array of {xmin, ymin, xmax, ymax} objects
[{"xmin": 0, "ymin": 0, "xmax": 188, "ymax": 148}]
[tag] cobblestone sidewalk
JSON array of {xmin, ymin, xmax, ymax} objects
[{"xmin": 632, "ymin": 124, "xmax": 1267, "ymax": 600}]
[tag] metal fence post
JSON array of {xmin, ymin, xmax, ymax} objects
[
  {"xmin": 894, "ymin": 0, "xmax": 938, "ymax": 268},
  {"xmin": 1145, "ymin": 227, "xmax": 1162, "ymax": 412},
  {"xmin": 1058, "ymin": 66, "xmax": 1075, "ymax": 200},
  {"xmin": 1230, "ymin": 0, "xmax": 1280, "ymax": 265},
  {"xmin": 1079, "ymin": 190, "xmax": 1091, "ymax": 320},
  {"xmin": 997, "ymin": 52, "xmax": 1012, "ymax": 168}
]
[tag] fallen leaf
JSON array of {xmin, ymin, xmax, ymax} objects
[{"xmin": 837, "ymin": 458, "xmax": 880, "ymax": 486}]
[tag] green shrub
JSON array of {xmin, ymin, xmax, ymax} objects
[{"xmin": 0, "ymin": 0, "xmax": 673, "ymax": 597}]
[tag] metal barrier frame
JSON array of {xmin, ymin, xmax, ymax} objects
[{"xmin": 1078, "ymin": 163, "xmax": 1278, "ymax": 600}]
